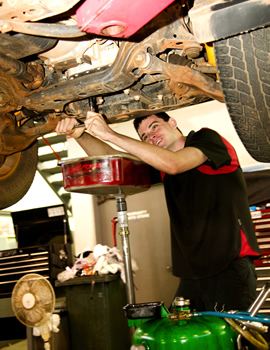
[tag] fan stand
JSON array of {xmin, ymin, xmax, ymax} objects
[
  {"xmin": 38, "ymin": 324, "xmax": 51, "ymax": 350},
  {"xmin": 11, "ymin": 273, "xmax": 56, "ymax": 350},
  {"xmin": 21, "ymin": 292, "xmax": 52, "ymax": 348}
]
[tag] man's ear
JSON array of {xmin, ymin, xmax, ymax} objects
[{"xmin": 168, "ymin": 117, "xmax": 178, "ymax": 129}]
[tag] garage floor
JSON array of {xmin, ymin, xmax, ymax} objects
[{"xmin": 0, "ymin": 340, "xmax": 27, "ymax": 350}]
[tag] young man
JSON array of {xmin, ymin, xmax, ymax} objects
[{"xmin": 56, "ymin": 111, "xmax": 260, "ymax": 311}]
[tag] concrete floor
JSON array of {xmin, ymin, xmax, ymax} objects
[{"xmin": 0, "ymin": 340, "xmax": 27, "ymax": 350}]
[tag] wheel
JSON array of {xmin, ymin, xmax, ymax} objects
[
  {"xmin": 0, "ymin": 141, "xmax": 38, "ymax": 209},
  {"xmin": 214, "ymin": 26, "xmax": 270, "ymax": 163}
]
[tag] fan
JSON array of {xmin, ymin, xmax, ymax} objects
[{"xmin": 11, "ymin": 273, "xmax": 56, "ymax": 349}]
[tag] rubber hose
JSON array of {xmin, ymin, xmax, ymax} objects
[
  {"xmin": 194, "ymin": 311, "xmax": 270, "ymax": 324},
  {"xmin": 224, "ymin": 318, "xmax": 269, "ymax": 350}
]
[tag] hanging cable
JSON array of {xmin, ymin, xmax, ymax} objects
[{"xmin": 42, "ymin": 136, "xmax": 62, "ymax": 161}]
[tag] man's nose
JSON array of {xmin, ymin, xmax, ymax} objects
[{"xmin": 149, "ymin": 133, "xmax": 156, "ymax": 143}]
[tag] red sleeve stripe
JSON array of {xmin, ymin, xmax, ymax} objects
[
  {"xmin": 239, "ymin": 229, "xmax": 260, "ymax": 257},
  {"xmin": 197, "ymin": 135, "xmax": 240, "ymax": 175},
  {"xmin": 160, "ymin": 171, "xmax": 165, "ymax": 181}
]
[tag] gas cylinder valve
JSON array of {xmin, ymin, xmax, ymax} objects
[
  {"xmin": 173, "ymin": 296, "xmax": 190, "ymax": 308},
  {"xmin": 169, "ymin": 297, "xmax": 191, "ymax": 320}
]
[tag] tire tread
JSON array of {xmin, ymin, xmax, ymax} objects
[{"xmin": 214, "ymin": 27, "xmax": 270, "ymax": 162}]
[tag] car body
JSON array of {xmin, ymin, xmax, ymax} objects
[{"xmin": 0, "ymin": 0, "xmax": 269, "ymax": 208}]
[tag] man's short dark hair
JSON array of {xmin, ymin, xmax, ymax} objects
[
  {"xmin": 133, "ymin": 112, "xmax": 182, "ymax": 138},
  {"xmin": 133, "ymin": 112, "xmax": 170, "ymax": 133}
]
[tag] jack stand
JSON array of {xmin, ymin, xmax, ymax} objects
[{"xmin": 116, "ymin": 196, "xmax": 136, "ymax": 304}]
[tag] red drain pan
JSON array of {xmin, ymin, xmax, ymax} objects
[{"xmin": 59, "ymin": 155, "xmax": 151, "ymax": 196}]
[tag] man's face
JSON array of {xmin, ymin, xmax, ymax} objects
[{"xmin": 138, "ymin": 115, "xmax": 179, "ymax": 150}]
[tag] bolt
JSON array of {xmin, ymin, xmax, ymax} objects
[
  {"xmin": 183, "ymin": 42, "xmax": 203, "ymax": 59},
  {"xmin": 134, "ymin": 51, "xmax": 151, "ymax": 69},
  {"xmin": 96, "ymin": 97, "xmax": 104, "ymax": 104},
  {"xmin": 135, "ymin": 53, "xmax": 145, "ymax": 63}
]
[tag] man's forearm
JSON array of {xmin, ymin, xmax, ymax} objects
[
  {"xmin": 76, "ymin": 131, "xmax": 125, "ymax": 157},
  {"xmin": 107, "ymin": 130, "xmax": 175, "ymax": 171},
  {"xmin": 106, "ymin": 130, "xmax": 207, "ymax": 174}
]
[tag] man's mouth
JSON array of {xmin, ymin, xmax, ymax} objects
[{"xmin": 156, "ymin": 139, "xmax": 162, "ymax": 146}]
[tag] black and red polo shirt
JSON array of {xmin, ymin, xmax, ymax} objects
[{"xmin": 152, "ymin": 128, "xmax": 260, "ymax": 279}]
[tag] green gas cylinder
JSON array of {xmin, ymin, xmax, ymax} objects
[{"xmin": 125, "ymin": 298, "xmax": 237, "ymax": 350}]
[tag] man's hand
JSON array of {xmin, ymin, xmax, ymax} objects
[
  {"xmin": 55, "ymin": 111, "xmax": 126, "ymax": 157},
  {"xmin": 84, "ymin": 111, "xmax": 113, "ymax": 141},
  {"xmin": 55, "ymin": 118, "xmax": 85, "ymax": 139}
]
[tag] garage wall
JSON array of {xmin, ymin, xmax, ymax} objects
[{"xmin": 96, "ymin": 184, "xmax": 179, "ymax": 307}]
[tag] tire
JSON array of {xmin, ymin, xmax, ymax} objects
[
  {"xmin": 0, "ymin": 141, "xmax": 38, "ymax": 209},
  {"xmin": 214, "ymin": 26, "xmax": 270, "ymax": 163}
]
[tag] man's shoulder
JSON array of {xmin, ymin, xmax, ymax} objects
[{"xmin": 186, "ymin": 128, "xmax": 217, "ymax": 144}]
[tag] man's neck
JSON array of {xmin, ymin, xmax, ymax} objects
[{"xmin": 169, "ymin": 134, "xmax": 186, "ymax": 152}]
